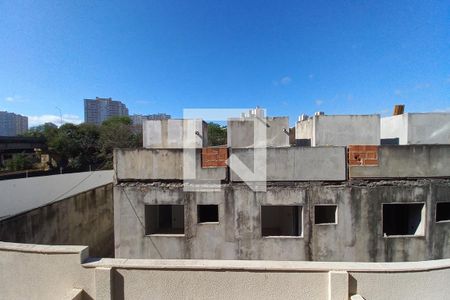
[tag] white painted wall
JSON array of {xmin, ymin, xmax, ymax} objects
[
  {"xmin": 1, "ymin": 241, "xmax": 450, "ymax": 300},
  {"xmin": 381, "ymin": 113, "xmax": 450, "ymax": 145},
  {"xmin": 380, "ymin": 114, "xmax": 408, "ymax": 144}
]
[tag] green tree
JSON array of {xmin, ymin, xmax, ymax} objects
[
  {"xmin": 99, "ymin": 116, "xmax": 140, "ymax": 169},
  {"xmin": 207, "ymin": 122, "xmax": 227, "ymax": 146},
  {"xmin": 70, "ymin": 123, "xmax": 102, "ymax": 169},
  {"xmin": 48, "ymin": 123, "xmax": 81, "ymax": 169},
  {"xmin": 4, "ymin": 153, "xmax": 35, "ymax": 171}
]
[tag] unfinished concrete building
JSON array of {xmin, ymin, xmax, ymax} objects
[
  {"xmin": 381, "ymin": 112, "xmax": 450, "ymax": 145},
  {"xmin": 114, "ymin": 112, "xmax": 450, "ymax": 262},
  {"xmin": 295, "ymin": 113, "xmax": 380, "ymax": 146}
]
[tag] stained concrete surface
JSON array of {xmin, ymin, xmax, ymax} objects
[{"xmin": 114, "ymin": 179, "xmax": 450, "ymax": 262}]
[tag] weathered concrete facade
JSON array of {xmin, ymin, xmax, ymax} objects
[
  {"xmin": 296, "ymin": 114, "xmax": 380, "ymax": 146},
  {"xmin": 114, "ymin": 180, "xmax": 450, "ymax": 262},
  {"xmin": 381, "ymin": 113, "xmax": 450, "ymax": 145},
  {"xmin": 0, "ymin": 184, "xmax": 114, "ymax": 257},
  {"xmin": 229, "ymin": 147, "xmax": 346, "ymax": 181},
  {"xmin": 227, "ymin": 117, "xmax": 290, "ymax": 148},
  {"xmin": 143, "ymin": 119, "xmax": 208, "ymax": 148},
  {"xmin": 349, "ymin": 145, "xmax": 450, "ymax": 179},
  {"xmin": 114, "ymin": 148, "xmax": 227, "ymax": 182}
]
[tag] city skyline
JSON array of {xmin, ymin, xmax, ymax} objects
[{"xmin": 1, "ymin": 1, "xmax": 449, "ymax": 127}]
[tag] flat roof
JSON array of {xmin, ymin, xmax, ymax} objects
[{"xmin": 0, "ymin": 170, "xmax": 114, "ymax": 220}]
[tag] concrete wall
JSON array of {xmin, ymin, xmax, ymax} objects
[
  {"xmin": 227, "ymin": 117, "xmax": 289, "ymax": 148},
  {"xmin": 114, "ymin": 148, "xmax": 227, "ymax": 182},
  {"xmin": 297, "ymin": 115, "xmax": 380, "ymax": 146},
  {"xmin": 2, "ymin": 241, "xmax": 450, "ymax": 300},
  {"xmin": 114, "ymin": 180, "xmax": 450, "ymax": 262},
  {"xmin": 0, "ymin": 184, "xmax": 114, "ymax": 257},
  {"xmin": 381, "ymin": 113, "xmax": 450, "ymax": 145},
  {"xmin": 143, "ymin": 119, "xmax": 207, "ymax": 148},
  {"xmin": 380, "ymin": 114, "xmax": 408, "ymax": 144},
  {"xmin": 295, "ymin": 117, "xmax": 313, "ymax": 140},
  {"xmin": 349, "ymin": 145, "xmax": 450, "ymax": 179},
  {"xmin": 408, "ymin": 113, "xmax": 450, "ymax": 144},
  {"xmin": 229, "ymin": 147, "xmax": 346, "ymax": 182}
]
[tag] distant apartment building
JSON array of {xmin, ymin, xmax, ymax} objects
[
  {"xmin": 130, "ymin": 113, "xmax": 171, "ymax": 126},
  {"xmin": 84, "ymin": 97, "xmax": 129, "ymax": 125},
  {"xmin": 0, "ymin": 111, "xmax": 28, "ymax": 136}
]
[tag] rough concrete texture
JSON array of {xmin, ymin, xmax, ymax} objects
[
  {"xmin": 296, "ymin": 115, "xmax": 380, "ymax": 146},
  {"xmin": 295, "ymin": 117, "xmax": 313, "ymax": 140},
  {"xmin": 143, "ymin": 119, "xmax": 208, "ymax": 148},
  {"xmin": 114, "ymin": 148, "xmax": 227, "ymax": 182},
  {"xmin": 0, "ymin": 184, "xmax": 114, "ymax": 257},
  {"xmin": 114, "ymin": 179, "xmax": 450, "ymax": 262},
  {"xmin": 3, "ymin": 241, "xmax": 450, "ymax": 300},
  {"xmin": 227, "ymin": 117, "xmax": 289, "ymax": 148},
  {"xmin": 381, "ymin": 113, "xmax": 450, "ymax": 145},
  {"xmin": 229, "ymin": 147, "xmax": 346, "ymax": 182},
  {"xmin": 349, "ymin": 145, "xmax": 450, "ymax": 179}
]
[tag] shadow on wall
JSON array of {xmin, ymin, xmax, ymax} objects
[{"xmin": 0, "ymin": 184, "xmax": 114, "ymax": 257}]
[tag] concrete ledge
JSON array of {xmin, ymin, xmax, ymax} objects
[
  {"xmin": 349, "ymin": 145, "xmax": 450, "ymax": 179},
  {"xmin": 0, "ymin": 241, "xmax": 88, "ymax": 255},
  {"xmin": 114, "ymin": 148, "xmax": 227, "ymax": 182},
  {"xmin": 82, "ymin": 257, "xmax": 450, "ymax": 273},
  {"xmin": 230, "ymin": 147, "xmax": 346, "ymax": 182}
]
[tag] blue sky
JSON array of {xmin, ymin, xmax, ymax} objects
[{"xmin": 1, "ymin": 0, "xmax": 449, "ymax": 127}]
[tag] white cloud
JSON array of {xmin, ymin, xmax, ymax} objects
[
  {"xmin": 280, "ymin": 76, "xmax": 292, "ymax": 85},
  {"xmin": 315, "ymin": 99, "xmax": 324, "ymax": 106},
  {"xmin": 394, "ymin": 89, "xmax": 404, "ymax": 97},
  {"xmin": 4, "ymin": 96, "xmax": 25, "ymax": 103},
  {"xmin": 273, "ymin": 76, "xmax": 292, "ymax": 86},
  {"xmin": 135, "ymin": 100, "xmax": 156, "ymax": 105},
  {"xmin": 28, "ymin": 114, "xmax": 82, "ymax": 127},
  {"xmin": 414, "ymin": 83, "xmax": 431, "ymax": 90}
]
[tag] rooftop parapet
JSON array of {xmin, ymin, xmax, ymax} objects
[
  {"xmin": 143, "ymin": 119, "xmax": 208, "ymax": 149},
  {"xmin": 381, "ymin": 112, "xmax": 450, "ymax": 145},
  {"xmin": 229, "ymin": 146, "xmax": 346, "ymax": 182},
  {"xmin": 227, "ymin": 116, "xmax": 290, "ymax": 148},
  {"xmin": 114, "ymin": 148, "xmax": 227, "ymax": 182},
  {"xmin": 296, "ymin": 114, "xmax": 380, "ymax": 147},
  {"xmin": 349, "ymin": 144, "xmax": 450, "ymax": 179}
]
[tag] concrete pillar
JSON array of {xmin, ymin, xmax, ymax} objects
[
  {"xmin": 328, "ymin": 271, "xmax": 349, "ymax": 300},
  {"xmin": 95, "ymin": 267, "xmax": 113, "ymax": 300}
]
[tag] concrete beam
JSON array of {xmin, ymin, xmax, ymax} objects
[
  {"xmin": 229, "ymin": 147, "xmax": 346, "ymax": 182},
  {"xmin": 349, "ymin": 145, "xmax": 450, "ymax": 179},
  {"xmin": 114, "ymin": 149, "xmax": 227, "ymax": 182}
]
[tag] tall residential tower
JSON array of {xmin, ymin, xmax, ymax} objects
[
  {"xmin": 0, "ymin": 111, "xmax": 28, "ymax": 136},
  {"xmin": 84, "ymin": 97, "xmax": 129, "ymax": 125}
]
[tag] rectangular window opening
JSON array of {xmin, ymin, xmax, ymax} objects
[
  {"xmin": 145, "ymin": 204, "xmax": 184, "ymax": 235},
  {"xmin": 383, "ymin": 203, "xmax": 425, "ymax": 237},
  {"xmin": 261, "ymin": 205, "xmax": 302, "ymax": 237},
  {"xmin": 436, "ymin": 202, "xmax": 450, "ymax": 223},
  {"xmin": 197, "ymin": 205, "xmax": 219, "ymax": 223},
  {"xmin": 315, "ymin": 205, "xmax": 337, "ymax": 225}
]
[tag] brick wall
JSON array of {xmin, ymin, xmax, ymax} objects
[
  {"xmin": 348, "ymin": 145, "xmax": 379, "ymax": 166},
  {"xmin": 201, "ymin": 147, "xmax": 228, "ymax": 168}
]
